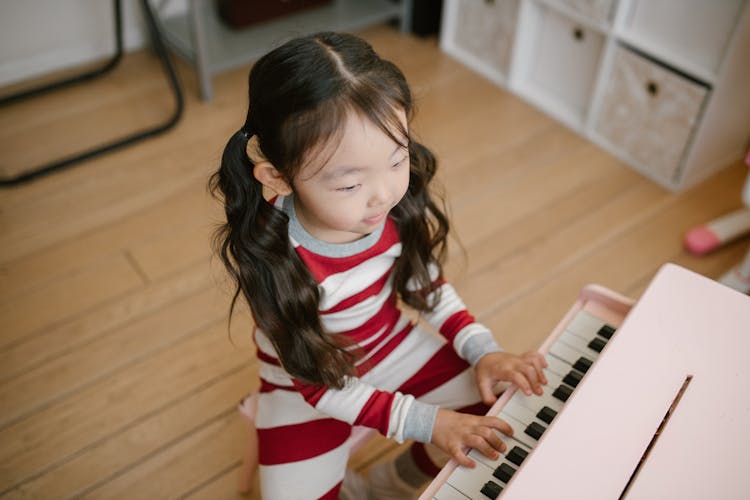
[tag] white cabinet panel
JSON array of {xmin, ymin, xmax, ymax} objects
[
  {"xmin": 621, "ymin": 0, "xmax": 745, "ymax": 77},
  {"xmin": 554, "ymin": 0, "xmax": 617, "ymax": 24}
]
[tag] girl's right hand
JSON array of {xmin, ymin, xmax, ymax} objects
[{"xmin": 431, "ymin": 408, "xmax": 513, "ymax": 468}]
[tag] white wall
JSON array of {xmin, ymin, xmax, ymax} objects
[{"xmin": 0, "ymin": 0, "xmax": 187, "ymax": 87}]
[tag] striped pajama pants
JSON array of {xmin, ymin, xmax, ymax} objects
[{"xmin": 255, "ymin": 323, "xmax": 487, "ymax": 499}]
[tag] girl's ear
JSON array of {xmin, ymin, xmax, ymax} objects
[{"xmin": 253, "ymin": 161, "xmax": 293, "ymax": 196}]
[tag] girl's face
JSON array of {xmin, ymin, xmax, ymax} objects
[{"xmin": 291, "ymin": 109, "xmax": 410, "ymax": 244}]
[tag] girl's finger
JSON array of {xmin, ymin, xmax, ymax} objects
[
  {"xmin": 484, "ymin": 416, "xmax": 513, "ymax": 438},
  {"xmin": 528, "ymin": 352, "xmax": 549, "ymax": 385},
  {"xmin": 521, "ymin": 363, "xmax": 543, "ymax": 395},
  {"xmin": 484, "ymin": 428, "xmax": 507, "ymax": 454},
  {"xmin": 473, "ymin": 424, "xmax": 505, "ymax": 453},
  {"xmin": 453, "ymin": 448, "xmax": 475, "ymax": 468},
  {"xmin": 470, "ymin": 436, "xmax": 500, "ymax": 461},
  {"xmin": 513, "ymin": 372, "xmax": 533, "ymax": 396},
  {"xmin": 535, "ymin": 360, "xmax": 548, "ymax": 386},
  {"xmin": 477, "ymin": 377, "xmax": 497, "ymax": 405}
]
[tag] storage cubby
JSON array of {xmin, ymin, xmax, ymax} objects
[
  {"xmin": 441, "ymin": 0, "xmax": 519, "ymax": 84},
  {"xmin": 511, "ymin": 1, "xmax": 605, "ymax": 128},
  {"xmin": 593, "ymin": 45, "xmax": 709, "ymax": 184},
  {"xmin": 440, "ymin": 0, "xmax": 750, "ymax": 191}
]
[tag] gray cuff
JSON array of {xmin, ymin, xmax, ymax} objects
[
  {"xmin": 402, "ymin": 400, "xmax": 438, "ymax": 443},
  {"xmin": 463, "ymin": 331, "xmax": 503, "ymax": 367}
]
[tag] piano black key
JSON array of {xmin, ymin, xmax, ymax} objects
[
  {"xmin": 573, "ymin": 356, "xmax": 593, "ymax": 373},
  {"xmin": 506, "ymin": 446, "xmax": 528, "ymax": 467},
  {"xmin": 480, "ymin": 480, "xmax": 503, "ymax": 499},
  {"xmin": 597, "ymin": 324, "xmax": 616, "ymax": 339},
  {"xmin": 499, "ymin": 411, "xmax": 538, "ymax": 448},
  {"xmin": 470, "ymin": 435, "xmax": 531, "ymax": 470},
  {"xmin": 525, "ymin": 421, "xmax": 546, "ymax": 440},
  {"xmin": 536, "ymin": 406, "xmax": 557, "ymax": 424},
  {"xmin": 553, "ymin": 384, "xmax": 573, "ymax": 402},
  {"xmin": 588, "ymin": 337, "xmax": 607, "ymax": 353},
  {"xmin": 558, "ymin": 331, "xmax": 604, "ymax": 362},
  {"xmin": 563, "ymin": 370, "xmax": 583, "ymax": 388},
  {"xmin": 493, "ymin": 463, "xmax": 516, "ymax": 484}
]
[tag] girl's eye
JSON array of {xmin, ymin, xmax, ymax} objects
[
  {"xmin": 393, "ymin": 156, "xmax": 408, "ymax": 168},
  {"xmin": 337, "ymin": 184, "xmax": 359, "ymax": 192}
]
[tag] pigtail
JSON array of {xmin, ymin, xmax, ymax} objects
[
  {"xmin": 391, "ymin": 140, "xmax": 450, "ymax": 311},
  {"xmin": 209, "ymin": 129, "xmax": 355, "ymax": 389}
]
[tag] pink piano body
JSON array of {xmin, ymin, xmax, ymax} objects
[{"xmin": 421, "ymin": 263, "xmax": 750, "ymax": 499}]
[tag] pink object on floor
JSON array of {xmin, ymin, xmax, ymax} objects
[{"xmin": 683, "ymin": 225, "xmax": 722, "ymax": 255}]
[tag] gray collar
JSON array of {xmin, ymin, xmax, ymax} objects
[{"xmin": 282, "ymin": 195, "xmax": 386, "ymax": 258}]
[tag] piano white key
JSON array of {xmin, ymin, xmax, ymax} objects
[
  {"xmin": 504, "ymin": 399, "xmax": 551, "ymax": 443},
  {"xmin": 565, "ymin": 310, "xmax": 607, "ymax": 340},
  {"xmin": 511, "ymin": 384, "xmax": 564, "ymax": 415},
  {"xmin": 548, "ymin": 340, "xmax": 583, "ymax": 366},
  {"xmin": 434, "ymin": 482, "xmax": 471, "ymax": 500},
  {"xmin": 503, "ymin": 398, "xmax": 541, "ymax": 426},
  {"xmin": 544, "ymin": 355, "xmax": 572, "ymax": 378},
  {"xmin": 498, "ymin": 411, "xmax": 537, "ymax": 448},
  {"xmin": 543, "ymin": 368, "xmax": 564, "ymax": 389},
  {"xmin": 558, "ymin": 330, "xmax": 601, "ymax": 360},
  {"xmin": 445, "ymin": 460, "xmax": 495, "ymax": 498}
]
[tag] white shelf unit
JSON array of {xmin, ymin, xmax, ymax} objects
[
  {"xmin": 441, "ymin": 0, "xmax": 750, "ymax": 191},
  {"xmin": 158, "ymin": 0, "xmax": 412, "ymax": 101}
]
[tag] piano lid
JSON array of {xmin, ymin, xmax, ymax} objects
[{"xmin": 500, "ymin": 263, "xmax": 750, "ymax": 500}]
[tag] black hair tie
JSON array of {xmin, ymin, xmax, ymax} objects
[{"xmin": 240, "ymin": 129, "xmax": 251, "ymax": 140}]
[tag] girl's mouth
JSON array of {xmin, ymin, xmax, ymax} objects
[{"xmin": 363, "ymin": 211, "xmax": 387, "ymax": 225}]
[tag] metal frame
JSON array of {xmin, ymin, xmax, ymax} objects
[
  {"xmin": 159, "ymin": 0, "xmax": 412, "ymax": 101},
  {"xmin": 0, "ymin": 0, "xmax": 184, "ymax": 187}
]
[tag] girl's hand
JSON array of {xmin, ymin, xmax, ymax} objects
[
  {"xmin": 475, "ymin": 351, "xmax": 548, "ymax": 404},
  {"xmin": 432, "ymin": 408, "xmax": 513, "ymax": 468}
]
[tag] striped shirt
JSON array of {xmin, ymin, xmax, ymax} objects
[{"xmin": 254, "ymin": 195, "xmax": 501, "ymax": 443}]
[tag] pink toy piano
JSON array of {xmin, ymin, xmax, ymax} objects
[{"xmin": 420, "ymin": 263, "xmax": 750, "ymax": 499}]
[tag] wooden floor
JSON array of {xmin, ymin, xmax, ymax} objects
[{"xmin": 1, "ymin": 25, "xmax": 747, "ymax": 499}]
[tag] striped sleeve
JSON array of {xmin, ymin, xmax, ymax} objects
[
  {"xmin": 420, "ymin": 280, "xmax": 503, "ymax": 365},
  {"xmin": 293, "ymin": 377, "xmax": 437, "ymax": 443}
]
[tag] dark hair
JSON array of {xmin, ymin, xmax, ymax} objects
[{"xmin": 209, "ymin": 32, "xmax": 449, "ymax": 388}]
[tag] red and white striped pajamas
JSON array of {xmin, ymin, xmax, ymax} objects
[{"xmin": 253, "ymin": 196, "xmax": 500, "ymax": 499}]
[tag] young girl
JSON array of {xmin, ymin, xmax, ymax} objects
[{"xmin": 210, "ymin": 32, "xmax": 547, "ymax": 499}]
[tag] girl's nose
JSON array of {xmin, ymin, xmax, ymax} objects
[{"xmin": 368, "ymin": 181, "xmax": 390, "ymax": 207}]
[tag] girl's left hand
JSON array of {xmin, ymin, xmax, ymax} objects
[{"xmin": 475, "ymin": 351, "xmax": 548, "ymax": 404}]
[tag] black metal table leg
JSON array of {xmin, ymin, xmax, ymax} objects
[{"xmin": 0, "ymin": 0, "xmax": 183, "ymax": 187}]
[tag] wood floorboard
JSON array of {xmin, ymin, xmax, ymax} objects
[
  {"xmin": 0, "ymin": 259, "xmax": 222, "ymax": 384},
  {"xmin": 1, "ymin": 365, "xmax": 256, "ymax": 499},
  {"xmin": 0, "ymin": 284, "xmax": 230, "ymax": 429},
  {"xmin": 0, "ymin": 24, "xmax": 746, "ymax": 499},
  {"xmin": 0, "ymin": 253, "xmax": 144, "ymax": 349},
  {"xmin": 0, "ymin": 175, "xmax": 217, "ymax": 303},
  {"xmin": 0, "ymin": 318, "xmax": 252, "ymax": 491}
]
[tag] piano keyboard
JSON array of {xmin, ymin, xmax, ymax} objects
[
  {"xmin": 433, "ymin": 310, "xmax": 617, "ymax": 500},
  {"xmin": 421, "ymin": 265, "xmax": 750, "ymax": 499}
]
